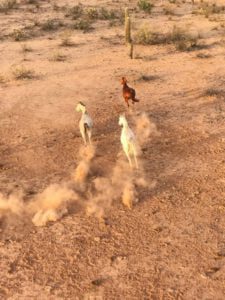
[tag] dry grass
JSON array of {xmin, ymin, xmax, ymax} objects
[
  {"xmin": 135, "ymin": 26, "xmax": 164, "ymax": 45},
  {"xmin": 63, "ymin": 5, "xmax": 123, "ymax": 33},
  {"xmin": 21, "ymin": 44, "xmax": 32, "ymax": 53},
  {"xmin": 59, "ymin": 30, "xmax": 74, "ymax": 47},
  {"xmin": 196, "ymin": 52, "xmax": 212, "ymax": 59},
  {"xmin": 138, "ymin": 0, "xmax": 153, "ymax": 14},
  {"xmin": 138, "ymin": 74, "xmax": 159, "ymax": 81},
  {"xmin": 11, "ymin": 65, "xmax": 36, "ymax": 80},
  {"xmin": 0, "ymin": 0, "xmax": 16, "ymax": 13},
  {"xmin": 0, "ymin": 74, "xmax": 6, "ymax": 84},
  {"xmin": 10, "ymin": 29, "xmax": 28, "ymax": 41},
  {"xmin": 41, "ymin": 19, "xmax": 63, "ymax": 31},
  {"xmin": 163, "ymin": 5, "xmax": 176, "ymax": 16},
  {"xmin": 192, "ymin": 3, "xmax": 225, "ymax": 18},
  {"xmin": 135, "ymin": 25, "xmax": 199, "ymax": 51},
  {"xmin": 203, "ymin": 88, "xmax": 224, "ymax": 97},
  {"xmin": 50, "ymin": 52, "xmax": 67, "ymax": 62},
  {"xmin": 65, "ymin": 4, "xmax": 84, "ymax": 20},
  {"xmin": 73, "ymin": 20, "xmax": 93, "ymax": 32}
]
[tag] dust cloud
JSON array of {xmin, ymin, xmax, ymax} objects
[{"xmin": 0, "ymin": 113, "xmax": 156, "ymax": 225}]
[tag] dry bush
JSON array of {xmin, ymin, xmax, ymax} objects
[
  {"xmin": 0, "ymin": 74, "xmax": 6, "ymax": 84},
  {"xmin": 138, "ymin": 74, "xmax": 159, "ymax": 81},
  {"xmin": 50, "ymin": 51, "xmax": 67, "ymax": 62},
  {"xmin": 73, "ymin": 19, "xmax": 93, "ymax": 32},
  {"xmin": 10, "ymin": 29, "xmax": 28, "ymax": 41},
  {"xmin": 21, "ymin": 43, "xmax": 32, "ymax": 52},
  {"xmin": 11, "ymin": 65, "xmax": 35, "ymax": 80},
  {"xmin": 135, "ymin": 25, "xmax": 165, "ymax": 45},
  {"xmin": 98, "ymin": 7, "xmax": 119, "ymax": 20},
  {"xmin": 0, "ymin": 0, "xmax": 17, "ymax": 13},
  {"xmin": 41, "ymin": 19, "xmax": 63, "ymax": 31},
  {"xmin": 136, "ymin": 25, "xmax": 199, "ymax": 51},
  {"xmin": 163, "ymin": 5, "xmax": 176, "ymax": 15},
  {"xmin": 26, "ymin": 0, "xmax": 38, "ymax": 4},
  {"xmin": 86, "ymin": 7, "xmax": 98, "ymax": 20},
  {"xmin": 138, "ymin": 0, "xmax": 153, "ymax": 14},
  {"xmin": 59, "ymin": 30, "xmax": 73, "ymax": 47},
  {"xmin": 168, "ymin": 26, "xmax": 198, "ymax": 51},
  {"xmin": 193, "ymin": 3, "xmax": 225, "ymax": 18},
  {"xmin": 196, "ymin": 52, "xmax": 211, "ymax": 59},
  {"xmin": 203, "ymin": 88, "xmax": 224, "ymax": 97},
  {"xmin": 65, "ymin": 4, "xmax": 83, "ymax": 20}
]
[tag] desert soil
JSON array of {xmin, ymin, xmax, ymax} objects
[{"xmin": 1, "ymin": 0, "xmax": 225, "ymax": 299}]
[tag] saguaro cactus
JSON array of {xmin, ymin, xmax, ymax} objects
[{"xmin": 125, "ymin": 8, "xmax": 133, "ymax": 59}]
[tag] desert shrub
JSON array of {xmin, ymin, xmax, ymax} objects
[
  {"xmin": 41, "ymin": 19, "xmax": 63, "ymax": 31},
  {"xmin": 65, "ymin": 4, "xmax": 83, "ymax": 19},
  {"xmin": 59, "ymin": 30, "xmax": 73, "ymax": 46},
  {"xmin": 12, "ymin": 65, "xmax": 35, "ymax": 80},
  {"xmin": 26, "ymin": 0, "xmax": 37, "ymax": 4},
  {"xmin": 168, "ymin": 26, "xmax": 198, "ymax": 50},
  {"xmin": 73, "ymin": 19, "xmax": 92, "ymax": 32},
  {"xmin": 138, "ymin": 0, "xmax": 153, "ymax": 14},
  {"xmin": 86, "ymin": 7, "xmax": 98, "ymax": 19},
  {"xmin": 139, "ymin": 74, "xmax": 159, "ymax": 81},
  {"xmin": 98, "ymin": 7, "xmax": 117, "ymax": 20},
  {"xmin": 136, "ymin": 25, "xmax": 199, "ymax": 51},
  {"xmin": 0, "ymin": 0, "xmax": 16, "ymax": 13},
  {"xmin": 203, "ymin": 88, "xmax": 224, "ymax": 97},
  {"xmin": 10, "ymin": 29, "xmax": 28, "ymax": 41},
  {"xmin": 135, "ymin": 26, "xmax": 165, "ymax": 45},
  {"xmin": 21, "ymin": 43, "xmax": 32, "ymax": 52},
  {"xmin": 163, "ymin": 5, "xmax": 176, "ymax": 15},
  {"xmin": 193, "ymin": 3, "xmax": 225, "ymax": 18},
  {"xmin": 50, "ymin": 51, "xmax": 66, "ymax": 62},
  {"xmin": 196, "ymin": 52, "xmax": 211, "ymax": 59},
  {"xmin": 0, "ymin": 74, "xmax": 6, "ymax": 83}
]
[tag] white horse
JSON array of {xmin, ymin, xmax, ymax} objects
[
  {"xmin": 119, "ymin": 115, "xmax": 138, "ymax": 168},
  {"xmin": 76, "ymin": 102, "xmax": 93, "ymax": 145}
]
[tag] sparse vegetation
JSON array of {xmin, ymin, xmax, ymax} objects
[
  {"xmin": 163, "ymin": 5, "xmax": 176, "ymax": 16},
  {"xmin": 98, "ymin": 7, "xmax": 118, "ymax": 20},
  {"xmin": 21, "ymin": 44, "xmax": 32, "ymax": 52},
  {"xmin": 41, "ymin": 19, "xmax": 63, "ymax": 31},
  {"xmin": 192, "ymin": 3, "xmax": 225, "ymax": 18},
  {"xmin": 73, "ymin": 19, "xmax": 92, "ymax": 32},
  {"xmin": 65, "ymin": 4, "xmax": 83, "ymax": 20},
  {"xmin": 0, "ymin": 0, "xmax": 16, "ymax": 13},
  {"xmin": 135, "ymin": 25, "xmax": 199, "ymax": 51},
  {"xmin": 135, "ymin": 25, "xmax": 165, "ymax": 45},
  {"xmin": 26, "ymin": 0, "xmax": 38, "ymax": 4},
  {"xmin": 0, "ymin": 74, "xmax": 6, "ymax": 84},
  {"xmin": 138, "ymin": 0, "xmax": 153, "ymax": 14},
  {"xmin": 60, "ymin": 30, "xmax": 73, "ymax": 47},
  {"xmin": 86, "ymin": 7, "xmax": 98, "ymax": 20},
  {"xmin": 50, "ymin": 52, "xmax": 67, "ymax": 62},
  {"xmin": 64, "ymin": 5, "xmax": 123, "ymax": 32},
  {"xmin": 196, "ymin": 52, "xmax": 211, "ymax": 59},
  {"xmin": 169, "ymin": 26, "xmax": 198, "ymax": 51},
  {"xmin": 138, "ymin": 74, "xmax": 159, "ymax": 81},
  {"xmin": 203, "ymin": 88, "xmax": 224, "ymax": 97},
  {"xmin": 11, "ymin": 65, "xmax": 36, "ymax": 80},
  {"xmin": 10, "ymin": 29, "xmax": 28, "ymax": 41}
]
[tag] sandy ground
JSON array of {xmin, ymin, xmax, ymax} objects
[{"xmin": 1, "ymin": 0, "xmax": 225, "ymax": 299}]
